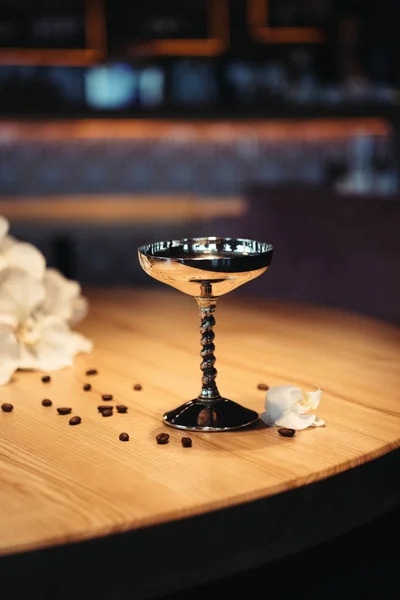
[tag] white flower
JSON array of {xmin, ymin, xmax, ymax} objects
[
  {"xmin": 40, "ymin": 267, "xmax": 89, "ymax": 326},
  {"xmin": 0, "ymin": 269, "xmax": 92, "ymax": 385},
  {"xmin": 0, "ymin": 216, "xmax": 45, "ymax": 279},
  {"xmin": 261, "ymin": 385, "xmax": 325, "ymax": 430}
]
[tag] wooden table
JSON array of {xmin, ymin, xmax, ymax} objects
[{"xmin": 1, "ymin": 289, "xmax": 399, "ymax": 596}]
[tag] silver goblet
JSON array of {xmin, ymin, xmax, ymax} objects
[{"xmin": 138, "ymin": 237, "xmax": 273, "ymax": 432}]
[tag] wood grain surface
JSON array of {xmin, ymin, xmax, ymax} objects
[{"xmin": 0, "ymin": 289, "xmax": 399, "ymax": 559}]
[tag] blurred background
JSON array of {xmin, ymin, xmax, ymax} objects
[{"xmin": 0, "ymin": 0, "xmax": 399, "ymax": 322}]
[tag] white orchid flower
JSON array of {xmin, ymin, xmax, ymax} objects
[
  {"xmin": 261, "ymin": 384, "xmax": 325, "ymax": 430},
  {"xmin": 0, "ymin": 269, "xmax": 92, "ymax": 385},
  {"xmin": 0, "ymin": 216, "xmax": 45, "ymax": 279},
  {"xmin": 39, "ymin": 267, "xmax": 89, "ymax": 326}
]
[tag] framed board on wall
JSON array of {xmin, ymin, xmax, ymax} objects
[
  {"xmin": 0, "ymin": 0, "xmax": 106, "ymax": 66},
  {"xmin": 247, "ymin": 0, "xmax": 326, "ymax": 44},
  {"xmin": 120, "ymin": 0, "xmax": 229, "ymax": 57}
]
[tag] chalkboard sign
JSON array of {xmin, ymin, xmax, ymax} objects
[
  {"xmin": 114, "ymin": 0, "xmax": 229, "ymax": 57},
  {"xmin": 0, "ymin": 0, "xmax": 106, "ymax": 65},
  {"xmin": 248, "ymin": 0, "xmax": 326, "ymax": 44}
]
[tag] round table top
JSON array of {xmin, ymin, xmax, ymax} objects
[{"xmin": 1, "ymin": 289, "xmax": 400, "ymax": 564}]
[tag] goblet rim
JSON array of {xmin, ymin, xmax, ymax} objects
[{"xmin": 138, "ymin": 236, "xmax": 273, "ymax": 261}]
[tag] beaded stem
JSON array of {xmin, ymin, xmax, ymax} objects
[{"xmin": 196, "ymin": 296, "xmax": 221, "ymax": 402}]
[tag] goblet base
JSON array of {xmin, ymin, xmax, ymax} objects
[{"xmin": 162, "ymin": 398, "xmax": 259, "ymax": 432}]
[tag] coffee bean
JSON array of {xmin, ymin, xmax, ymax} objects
[
  {"xmin": 83, "ymin": 383, "xmax": 91, "ymax": 391},
  {"xmin": 101, "ymin": 408, "xmax": 113, "ymax": 417},
  {"xmin": 1, "ymin": 403, "xmax": 13, "ymax": 413},
  {"xmin": 278, "ymin": 427, "xmax": 296, "ymax": 438},
  {"xmin": 116, "ymin": 405, "xmax": 128, "ymax": 413},
  {"xmin": 257, "ymin": 383, "xmax": 269, "ymax": 390},
  {"xmin": 119, "ymin": 433, "xmax": 129, "ymax": 442},
  {"xmin": 133, "ymin": 384, "xmax": 142, "ymax": 391},
  {"xmin": 181, "ymin": 437, "xmax": 192, "ymax": 448},
  {"xmin": 101, "ymin": 394, "xmax": 113, "ymax": 401},
  {"xmin": 41, "ymin": 375, "xmax": 51, "ymax": 383},
  {"xmin": 156, "ymin": 433, "xmax": 169, "ymax": 445},
  {"xmin": 42, "ymin": 399, "xmax": 52, "ymax": 407},
  {"xmin": 86, "ymin": 369, "xmax": 98, "ymax": 376},
  {"xmin": 69, "ymin": 416, "xmax": 81, "ymax": 426},
  {"xmin": 57, "ymin": 407, "xmax": 72, "ymax": 415},
  {"xmin": 97, "ymin": 405, "xmax": 113, "ymax": 413}
]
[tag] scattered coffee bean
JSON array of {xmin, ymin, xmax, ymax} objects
[
  {"xmin": 181, "ymin": 437, "xmax": 192, "ymax": 448},
  {"xmin": 278, "ymin": 427, "xmax": 296, "ymax": 438},
  {"xmin": 97, "ymin": 405, "xmax": 113, "ymax": 413},
  {"xmin": 116, "ymin": 405, "xmax": 128, "ymax": 414},
  {"xmin": 41, "ymin": 399, "xmax": 52, "ymax": 407},
  {"xmin": 1, "ymin": 403, "xmax": 13, "ymax": 413},
  {"xmin": 119, "ymin": 433, "xmax": 129, "ymax": 442},
  {"xmin": 69, "ymin": 416, "xmax": 81, "ymax": 426},
  {"xmin": 101, "ymin": 394, "xmax": 113, "ymax": 401},
  {"xmin": 86, "ymin": 369, "xmax": 98, "ymax": 376},
  {"xmin": 41, "ymin": 375, "xmax": 51, "ymax": 383},
  {"xmin": 83, "ymin": 383, "xmax": 92, "ymax": 391},
  {"xmin": 133, "ymin": 384, "xmax": 142, "ymax": 391},
  {"xmin": 57, "ymin": 407, "xmax": 72, "ymax": 415},
  {"xmin": 101, "ymin": 408, "xmax": 113, "ymax": 417},
  {"xmin": 156, "ymin": 433, "xmax": 169, "ymax": 445},
  {"xmin": 257, "ymin": 383, "xmax": 269, "ymax": 390}
]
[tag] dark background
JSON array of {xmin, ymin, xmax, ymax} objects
[
  {"xmin": 0, "ymin": 0, "xmax": 399, "ymax": 118},
  {"xmin": 0, "ymin": 1, "xmax": 399, "ymax": 295}
]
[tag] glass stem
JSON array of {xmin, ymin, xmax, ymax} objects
[{"xmin": 196, "ymin": 293, "xmax": 221, "ymax": 402}]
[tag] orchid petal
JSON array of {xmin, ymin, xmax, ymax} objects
[
  {"xmin": 263, "ymin": 384, "xmax": 325, "ymax": 430},
  {"xmin": 260, "ymin": 411, "xmax": 276, "ymax": 427},
  {"xmin": 296, "ymin": 402, "xmax": 311, "ymax": 414},
  {"xmin": 71, "ymin": 331, "xmax": 93, "ymax": 354},
  {"xmin": 33, "ymin": 317, "xmax": 90, "ymax": 371},
  {"xmin": 2, "ymin": 235, "xmax": 17, "ymax": 250},
  {"xmin": 265, "ymin": 385, "xmax": 304, "ymax": 408},
  {"xmin": 0, "ymin": 327, "xmax": 19, "ymax": 384},
  {"xmin": 275, "ymin": 412, "xmax": 316, "ymax": 430},
  {"xmin": 36, "ymin": 352, "xmax": 74, "ymax": 372},
  {"xmin": 0, "ymin": 312, "xmax": 19, "ymax": 329},
  {"xmin": 264, "ymin": 385, "xmax": 304, "ymax": 425},
  {"xmin": 18, "ymin": 343, "xmax": 40, "ymax": 370},
  {"xmin": 5, "ymin": 243, "xmax": 46, "ymax": 279},
  {"xmin": 0, "ymin": 269, "xmax": 45, "ymax": 321},
  {"xmin": 311, "ymin": 417, "xmax": 326, "ymax": 427},
  {"xmin": 18, "ymin": 318, "xmax": 73, "ymax": 371},
  {"xmin": 41, "ymin": 268, "xmax": 81, "ymax": 321},
  {"xmin": 0, "ymin": 217, "xmax": 9, "ymax": 243},
  {"xmin": 70, "ymin": 296, "xmax": 89, "ymax": 326},
  {"xmin": 305, "ymin": 386, "xmax": 322, "ymax": 410}
]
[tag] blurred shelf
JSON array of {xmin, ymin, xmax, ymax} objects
[
  {"xmin": 0, "ymin": 117, "xmax": 391, "ymax": 143},
  {"xmin": 0, "ymin": 195, "xmax": 245, "ymax": 225}
]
